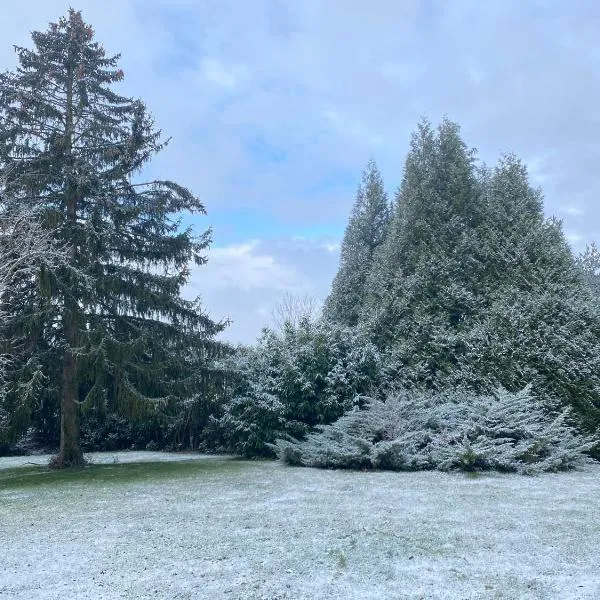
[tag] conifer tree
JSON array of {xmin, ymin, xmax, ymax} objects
[
  {"xmin": 323, "ymin": 159, "xmax": 389, "ymax": 326},
  {"xmin": 461, "ymin": 156, "xmax": 600, "ymax": 422},
  {"xmin": 577, "ymin": 242, "xmax": 600, "ymax": 304},
  {"xmin": 0, "ymin": 199, "xmax": 67, "ymax": 442},
  {"xmin": 0, "ymin": 10, "xmax": 224, "ymax": 466},
  {"xmin": 361, "ymin": 120, "xmax": 600, "ymax": 426},
  {"xmin": 364, "ymin": 119, "xmax": 481, "ymax": 371}
]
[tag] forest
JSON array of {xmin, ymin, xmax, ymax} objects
[{"xmin": 1, "ymin": 9, "xmax": 599, "ymax": 475}]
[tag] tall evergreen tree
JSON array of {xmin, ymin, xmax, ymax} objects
[
  {"xmin": 323, "ymin": 159, "xmax": 389, "ymax": 326},
  {"xmin": 0, "ymin": 10, "xmax": 224, "ymax": 466},
  {"xmin": 459, "ymin": 156, "xmax": 600, "ymax": 423},
  {"xmin": 361, "ymin": 120, "xmax": 600, "ymax": 426},
  {"xmin": 577, "ymin": 242, "xmax": 600, "ymax": 305},
  {"xmin": 0, "ymin": 198, "xmax": 67, "ymax": 443},
  {"xmin": 364, "ymin": 119, "xmax": 481, "ymax": 363}
]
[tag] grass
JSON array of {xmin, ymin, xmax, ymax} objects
[
  {"xmin": 1, "ymin": 451, "xmax": 600, "ymax": 599},
  {"xmin": 0, "ymin": 456, "xmax": 243, "ymax": 490}
]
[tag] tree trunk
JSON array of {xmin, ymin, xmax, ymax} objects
[
  {"xmin": 53, "ymin": 337, "xmax": 84, "ymax": 467},
  {"xmin": 51, "ymin": 60, "xmax": 85, "ymax": 469}
]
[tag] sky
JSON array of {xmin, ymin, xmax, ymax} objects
[{"xmin": 1, "ymin": 0, "xmax": 599, "ymax": 344}]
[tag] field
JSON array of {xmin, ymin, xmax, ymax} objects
[{"xmin": 1, "ymin": 452, "xmax": 599, "ymax": 599}]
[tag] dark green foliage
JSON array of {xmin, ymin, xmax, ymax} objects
[
  {"xmin": 219, "ymin": 319, "xmax": 384, "ymax": 457},
  {"xmin": 0, "ymin": 205, "xmax": 66, "ymax": 446},
  {"xmin": 79, "ymin": 410, "xmax": 168, "ymax": 452},
  {"xmin": 0, "ymin": 10, "xmax": 225, "ymax": 464},
  {"xmin": 364, "ymin": 118, "xmax": 483, "ymax": 359}
]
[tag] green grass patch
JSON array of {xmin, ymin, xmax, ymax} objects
[{"xmin": 0, "ymin": 457, "xmax": 244, "ymax": 491}]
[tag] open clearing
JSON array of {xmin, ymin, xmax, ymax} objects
[{"xmin": 1, "ymin": 452, "xmax": 599, "ymax": 599}]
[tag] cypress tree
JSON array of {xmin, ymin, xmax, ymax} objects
[
  {"xmin": 361, "ymin": 120, "xmax": 600, "ymax": 425},
  {"xmin": 462, "ymin": 156, "xmax": 600, "ymax": 423},
  {"xmin": 323, "ymin": 159, "xmax": 389, "ymax": 326},
  {"xmin": 0, "ymin": 10, "xmax": 224, "ymax": 466},
  {"xmin": 363, "ymin": 119, "xmax": 481, "ymax": 366}
]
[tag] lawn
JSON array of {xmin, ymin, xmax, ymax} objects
[{"xmin": 1, "ymin": 452, "xmax": 599, "ymax": 599}]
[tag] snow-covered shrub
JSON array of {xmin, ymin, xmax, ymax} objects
[
  {"xmin": 275, "ymin": 386, "xmax": 595, "ymax": 474},
  {"xmin": 218, "ymin": 318, "xmax": 385, "ymax": 457}
]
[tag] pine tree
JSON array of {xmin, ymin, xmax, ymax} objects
[
  {"xmin": 323, "ymin": 159, "xmax": 389, "ymax": 326},
  {"xmin": 0, "ymin": 10, "xmax": 224, "ymax": 466}
]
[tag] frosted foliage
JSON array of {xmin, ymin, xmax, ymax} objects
[
  {"xmin": 324, "ymin": 160, "xmax": 389, "ymax": 326},
  {"xmin": 353, "ymin": 120, "xmax": 600, "ymax": 427},
  {"xmin": 0, "ymin": 203, "xmax": 69, "ymax": 438},
  {"xmin": 218, "ymin": 320, "xmax": 383, "ymax": 457},
  {"xmin": 577, "ymin": 242, "xmax": 600, "ymax": 304},
  {"xmin": 276, "ymin": 387, "xmax": 596, "ymax": 474}
]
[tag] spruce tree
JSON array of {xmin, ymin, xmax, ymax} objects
[
  {"xmin": 323, "ymin": 159, "xmax": 389, "ymax": 326},
  {"xmin": 0, "ymin": 199, "xmax": 67, "ymax": 442},
  {"xmin": 0, "ymin": 10, "xmax": 224, "ymax": 466}
]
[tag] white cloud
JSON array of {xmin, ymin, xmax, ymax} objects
[
  {"xmin": 201, "ymin": 57, "xmax": 248, "ymax": 89},
  {"xmin": 184, "ymin": 237, "xmax": 338, "ymax": 343},
  {"xmin": 323, "ymin": 241, "xmax": 340, "ymax": 253},
  {"xmin": 199, "ymin": 240, "xmax": 300, "ymax": 292},
  {"xmin": 566, "ymin": 231, "xmax": 584, "ymax": 245},
  {"xmin": 322, "ymin": 108, "xmax": 384, "ymax": 146},
  {"xmin": 561, "ymin": 206, "xmax": 584, "ymax": 216}
]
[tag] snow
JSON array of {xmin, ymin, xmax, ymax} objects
[
  {"xmin": 0, "ymin": 451, "xmax": 222, "ymax": 470},
  {"xmin": 1, "ymin": 452, "xmax": 599, "ymax": 599}
]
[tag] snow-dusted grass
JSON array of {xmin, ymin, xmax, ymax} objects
[{"xmin": 1, "ymin": 452, "xmax": 599, "ymax": 599}]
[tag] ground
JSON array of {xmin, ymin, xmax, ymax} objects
[{"xmin": 1, "ymin": 452, "xmax": 599, "ymax": 599}]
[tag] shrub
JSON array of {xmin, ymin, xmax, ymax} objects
[
  {"xmin": 275, "ymin": 386, "xmax": 596, "ymax": 474},
  {"xmin": 218, "ymin": 319, "xmax": 384, "ymax": 457}
]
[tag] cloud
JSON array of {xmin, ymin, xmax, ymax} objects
[
  {"xmin": 185, "ymin": 237, "xmax": 340, "ymax": 343},
  {"xmin": 3, "ymin": 0, "xmax": 600, "ymax": 342},
  {"xmin": 561, "ymin": 206, "xmax": 585, "ymax": 217},
  {"xmin": 198, "ymin": 240, "xmax": 300, "ymax": 292},
  {"xmin": 201, "ymin": 57, "xmax": 248, "ymax": 89}
]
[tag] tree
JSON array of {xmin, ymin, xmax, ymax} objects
[
  {"xmin": 271, "ymin": 291, "xmax": 320, "ymax": 332},
  {"xmin": 363, "ymin": 119, "xmax": 482, "ymax": 373},
  {"xmin": 458, "ymin": 156, "xmax": 600, "ymax": 424},
  {"xmin": 0, "ymin": 10, "xmax": 224, "ymax": 466},
  {"xmin": 323, "ymin": 159, "xmax": 389, "ymax": 326},
  {"xmin": 358, "ymin": 120, "xmax": 600, "ymax": 428},
  {"xmin": 219, "ymin": 319, "xmax": 384, "ymax": 457},
  {"xmin": 577, "ymin": 242, "xmax": 600, "ymax": 304}
]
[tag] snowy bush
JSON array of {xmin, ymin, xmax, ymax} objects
[
  {"xmin": 275, "ymin": 386, "xmax": 596, "ymax": 474},
  {"xmin": 218, "ymin": 318, "xmax": 385, "ymax": 457}
]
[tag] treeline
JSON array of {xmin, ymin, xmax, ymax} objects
[
  {"xmin": 220, "ymin": 121, "xmax": 600, "ymax": 471},
  {"xmin": 1, "ymin": 10, "xmax": 599, "ymax": 471}
]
